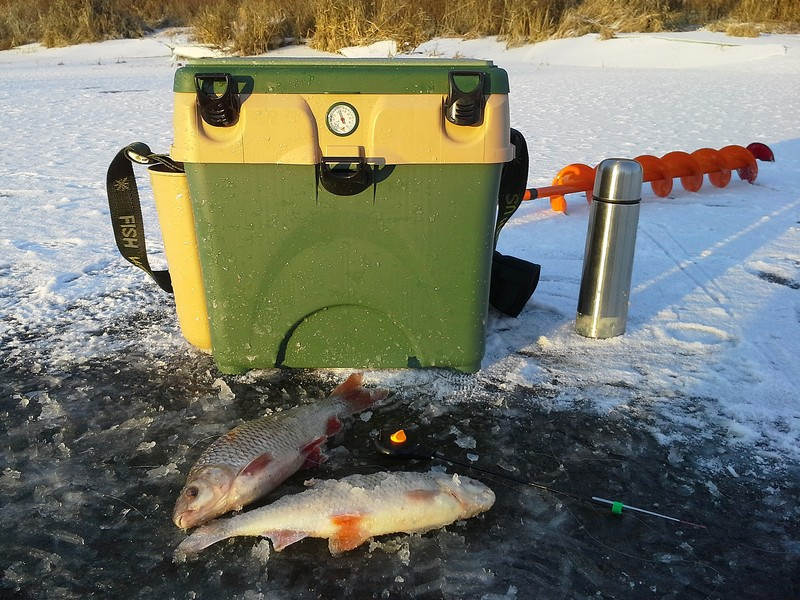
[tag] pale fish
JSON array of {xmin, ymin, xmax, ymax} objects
[
  {"xmin": 173, "ymin": 373, "xmax": 389, "ymax": 530},
  {"xmin": 176, "ymin": 471, "xmax": 495, "ymax": 556}
]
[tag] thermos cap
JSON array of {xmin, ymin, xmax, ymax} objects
[{"xmin": 593, "ymin": 158, "xmax": 643, "ymax": 203}]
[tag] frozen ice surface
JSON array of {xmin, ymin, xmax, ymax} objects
[
  {"xmin": 212, "ymin": 378, "xmax": 236, "ymax": 402},
  {"xmin": 1, "ymin": 29, "xmax": 800, "ymax": 599}
]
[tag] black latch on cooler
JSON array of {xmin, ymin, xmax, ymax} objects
[
  {"xmin": 195, "ymin": 73, "xmax": 240, "ymax": 127},
  {"xmin": 444, "ymin": 71, "xmax": 486, "ymax": 127}
]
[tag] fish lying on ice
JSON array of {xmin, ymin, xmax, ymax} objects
[
  {"xmin": 176, "ymin": 471, "xmax": 495, "ymax": 556},
  {"xmin": 173, "ymin": 373, "xmax": 389, "ymax": 530}
]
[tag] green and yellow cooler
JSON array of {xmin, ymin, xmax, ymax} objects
[{"xmin": 170, "ymin": 58, "xmax": 513, "ymax": 373}]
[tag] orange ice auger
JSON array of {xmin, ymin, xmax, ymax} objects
[{"xmin": 524, "ymin": 142, "xmax": 775, "ymax": 213}]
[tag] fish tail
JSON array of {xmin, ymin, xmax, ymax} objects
[
  {"xmin": 331, "ymin": 373, "xmax": 389, "ymax": 413},
  {"xmin": 176, "ymin": 520, "xmax": 230, "ymax": 556}
]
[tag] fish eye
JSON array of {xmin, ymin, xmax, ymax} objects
[{"xmin": 184, "ymin": 486, "xmax": 199, "ymax": 499}]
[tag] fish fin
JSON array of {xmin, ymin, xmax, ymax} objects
[
  {"xmin": 331, "ymin": 373, "xmax": 389, "ymax": 414},
  {"xmin": 330, "ymin": 373, "xmax": 363, "ymax": 396},
  {"xmin": 405, "ymin": 488, "xmax": 441, "ymax": 502},
  {"xmin": 328, "ymin": 514, "xmax": 369, "ymax": 554},
  {"xmin": 176, "ymin": 520, "xmax": 229, "ymax": 557},
  {"xmin": 266, "ymin": 530, "xmax": 310, "ymax": 552},
  {"xmin": 300, "ymin": 436, "xmax": 328, "ymax": 469},
  {"xmin": 240, "ymin": 453, "xmax": 273, "ymax": 477},
  {"xmin": 325, "ymin": 415, "xmax": 343, "ymax": 437}
]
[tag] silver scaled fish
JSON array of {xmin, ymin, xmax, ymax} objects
[
  {"xmin": 176, "ymin": 471, "xmax": 495, "ymax": 556},
  {"xmin": 173, "ymin": 373, "xmax": 389, "ymax": 530}
]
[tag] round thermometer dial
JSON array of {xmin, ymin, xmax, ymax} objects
[{"xmin": 326, "ymin": 102, "xmax": 359, "ymax": 136}]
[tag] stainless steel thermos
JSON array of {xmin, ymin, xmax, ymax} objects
[{"xmin": 575, "ymin": 159, "xmax": 643, "ymax": 338}]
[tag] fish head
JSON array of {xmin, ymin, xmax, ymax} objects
[
  {"xmin": 173, "ymin": 465, "xmax": 237, "ymax": 530},
  {"xmin": 438, "ymin": 473, "xmax": 496, "ymax": 517}
]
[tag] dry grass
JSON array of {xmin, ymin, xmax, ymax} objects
[
  {"xmin": 729, "ymin": 0, "xmax": 800, "ymax": 32},
  {"xmin": 310, "ymin": 0, "xmax": 435, "ymax": 53},
  {"xmin": 191, "ymin": 5, "xmax": 238, "ymax": 50},
  {"xmin": 234, "ymin": 0, "xmax": 310, "ymax": 55},
  {"xmin": 0, "ymin": 0, "xmax": 41, "ymax": 50},
  {"xmin": 555, "ymin": 0, "xmax": 678, "ymax": 40},
  {"xmin": 0, "ymin": 0, "xmax": 211, "ymax": 49},
  {"xmin": 721, "ymin": 21, "xmax": 761, "ymax": 38},
  {"xmin": 433, "ymin": 0, "xmax": 505, "ymax": 39},
  {"xmin": 0, "ymin": 0, "xmax": 798, "ymax": 53},
  {"xmin": 502, "ymin": 0, "xmax": 573, "ymax": 46},
  {"xmin": 40, "ymin": 0, "xmax": 143, "ymax": 48},
  {"xmin": 193, "ymin": 0, "xmax": 315, "ymax": 54}
]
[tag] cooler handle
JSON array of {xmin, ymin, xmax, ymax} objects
[{"xmin": 319, "ymin": 156, "xmax": 374, "ymax": 196}]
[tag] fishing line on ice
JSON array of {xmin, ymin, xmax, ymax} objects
[
  {"xmin": 92, "ymin": 489, "xmax": 147, "ymax": 519},
  {"xmin": 368, "ymin": 434, "xmax": 724, "ymax": 596},
  {"xmin": 557, "ymin": 500, "xmax": 723, "ymax": 600},
  {"xmin": 375, "ymin": 429, "xmax": 707, "ymax": 528}
]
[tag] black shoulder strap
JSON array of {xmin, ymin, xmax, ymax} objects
[
  {"xmin": 105, "ymin": 142, "xmax": 183, "ymax": 294},
  {"xmin": 490, "ymin": 128, "xmax": 541, "ymax": 317},
  {"xmin": 494, "ymin": 128, "xmax": 528, "ymax": 247}
]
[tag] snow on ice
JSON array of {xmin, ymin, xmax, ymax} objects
[{"xmin": 1, "ymin": 28, "xmax": 799, "ymax": 599}]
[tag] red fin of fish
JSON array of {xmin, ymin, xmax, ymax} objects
[
  {"xmin": 300, "ymin": 436, "xmax": 327, "ymax": 469},
  {"xmin": 240, "ymin": 453, "xmax": 273, "ymax": 477},
  {"xmin": 266, "ymin": 530, "xmax": 310, "ymax": 551},
  {"xmin": 329, "ymin": 514, "xmax": 368, "ymax": 554},
  {"xmin": 330, "ymin": 373, "xmax": 389, "ymax": 414},
  {"xmin": 325, "ymin": 415, "xmax": 343, "ymax": 437}
]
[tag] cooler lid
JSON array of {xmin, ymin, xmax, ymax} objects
[{"xmin": 174, "ymin": 57, "xmax": 509, "ymax": 95}]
